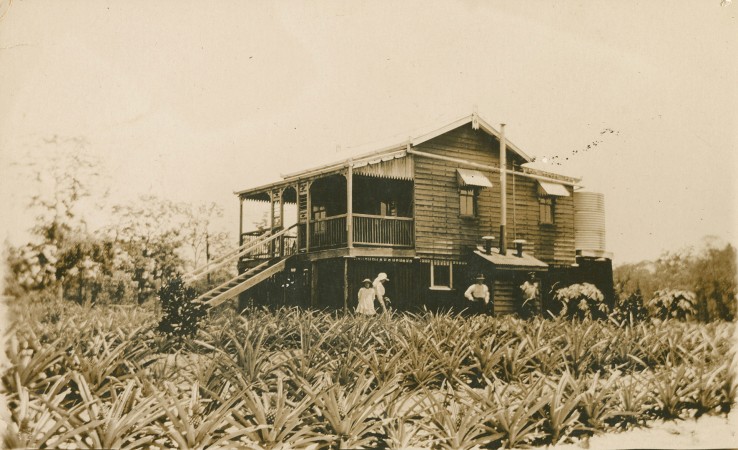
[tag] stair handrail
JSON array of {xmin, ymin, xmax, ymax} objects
[
  {"xmin": 182, "ymin": 236, "xmax": 270, "ymax": 280},
  {"xmin": 183, "ymin": 223, "xmax": 297, "ymax": 284},
  {"xmin": 182, "ymin": 230, "xmax": 271, "ymax": 282},
  {"xmin": 195, "ymin": 259, "xmax": 270, "ymax": 303}
]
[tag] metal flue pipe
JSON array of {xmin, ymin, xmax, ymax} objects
[{"xmin": 499, "ymin": 123, "xmax": 507, "ymax": 255}]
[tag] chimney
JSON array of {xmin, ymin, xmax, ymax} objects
[
  {"xmin": 482, "ymin": 236, "xmax": 495, "ymax": 254},
  {"xmin": 499, "ymin": 123, "xmax": 507, "ymax": 255},
  {"xmin": 514, "ymin": 239, "xmax": 526, "ymax": 257}
]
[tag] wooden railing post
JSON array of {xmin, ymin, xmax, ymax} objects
[
  {"xmin": 343, "ymin": 258, "xmax": 349, "ymax": 312},
  {"xmin": 306, "ymin": 182, "xmax": 312, "ymax": 252},
  {"xmin": 238, "ymin": 197, "xmax": 244, "ymax": 247},
  {"xmin": 347, "ymin": 161, "xmax": 353, "ymax": 249}
]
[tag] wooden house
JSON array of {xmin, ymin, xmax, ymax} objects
[{"xmin": 188, "ymin": 112, "xmax": 613, "ymax": 315}]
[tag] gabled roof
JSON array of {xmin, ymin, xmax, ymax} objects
[
  {"xmin": 409, "ymin": 112, "xmax": 533, "ymax": 161},
  {"xmin": 279, "ymin": 112, "xmax": 532, "ymax": 179},
  {"xmin": 235, "ymin": 112, "xmax": 564, "ymax": 197}
]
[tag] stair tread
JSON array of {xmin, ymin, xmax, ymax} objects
[{"xmin": 196, "ymin": 256, "xmax": 290, "ymax": 304}]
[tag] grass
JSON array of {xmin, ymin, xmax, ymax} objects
[{"xmin": 2, "ymin": 297, "xmax": 735, "ymax": 449}]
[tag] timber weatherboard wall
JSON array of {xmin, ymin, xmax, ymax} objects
[
  {"xmin": 413, "ymin": 124, "xmax": 575, "ymax": 266},
  {"xmin": 503, "ymin": 171, "xmax": 576, "ymax": 267}
]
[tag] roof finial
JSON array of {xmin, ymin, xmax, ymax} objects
[{"xmin": 472, "ymin": 105, "xmax": 479, "ymax": 130}]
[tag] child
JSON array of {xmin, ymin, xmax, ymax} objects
[{"xmin": 356, "ymin": 278, "xmax": 376, "ymax": 315}]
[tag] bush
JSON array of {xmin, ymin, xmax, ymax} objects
[
  {"xmin": 94, "ymin": 271, "xmax": 138, "ymax": 304},
  {"xmin": 611, "ymin": 289, "xmax": 648, "ymax": 323},
  {"xmin": 614, "ymin": 240, "xmax": 736, "ymax": 322},
  {"xmin": 647, "ymin": 289, "xmax": 696, "ymax": 321},
  {"xmin": 157, "ymin": 276, "xmax": 207, "ymax": 341},
  {"xmin": 554, "ymin": 283, "xmax": 608, "ymax": 320}
]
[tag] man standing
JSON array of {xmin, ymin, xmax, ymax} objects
[
  {"xmin": 520, "ymin": 272, "xmax": 541, "ymax": 318},
  {"xmin": 465, "ymin": 274, "xmax": 490, "ymax": 315},
  {"xmin": 373, "ymin": 272, "xmax": 389, "ymax": 314}
]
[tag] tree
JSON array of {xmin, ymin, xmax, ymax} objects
[
  {"xmin": 614, "ymin": 237, "xmax": 736, "ymax": 321},
  {"xmin": 693, "ymin": 243, "xmax": 736, "ymax": 321},
  {"xmin": 178, "ymin": 202, "xmax": 217, "ymax": 268},
  {"xmin": 109, "ymin": 196, "xmax": 186, "ymax": 303},
  {"xmin": 6, "ymin": 137, "xmax": 108, "ymax": 300},
  {"xmin": 4, "ymin": 136, "xmax": 236, "ymax": 305},
  {"xmin": 177, "ymin": 202, "xmax": 233, "ymax": 284}
]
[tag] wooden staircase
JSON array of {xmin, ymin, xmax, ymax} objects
[{"xmin": 183, "ymin": 224, "xmax": 297, "ymax": 307}]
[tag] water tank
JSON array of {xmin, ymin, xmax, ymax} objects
[{"xmin": 574, "ymin": 191, "xmax": 606, "ymax": 255}]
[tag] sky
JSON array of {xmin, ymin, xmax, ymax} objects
[{"xmin": 0, "ymin": 0, "xmax": 736, "ymax": 264}]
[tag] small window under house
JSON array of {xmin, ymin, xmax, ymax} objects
[{"xmin": 430, "ymin": 262, "xmax": 453, "ymax": 290}]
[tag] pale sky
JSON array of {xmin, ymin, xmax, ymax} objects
[{"xmin": 1, "ymin": 0, "xmax": 736, "ymax": 264}]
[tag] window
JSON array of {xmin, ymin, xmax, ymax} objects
[
  {"xmin": 430, "ymin": 262, "xmax": 453, "ymax": 289},
  {"xmin": 312, "ymin": 205, "xmax": 327, "ymax": 233},
  {"xmin": 539, "ymin": 197, "xmax": 554, "ymax": 224},
  {"xmin": 459, "ymin": 188, "xmax": 478, "ymax": 217},
  {"xmin": 380, "ymin": 199, "xmax": 398, "ymax": 217}
]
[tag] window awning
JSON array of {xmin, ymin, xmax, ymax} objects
[
  {"xmin": 457, "ymin": 168, "xmax": 493, "ymax": 188},
  {"xmin": 537, "ymin": 181, "xmax": 570, "ymax": 197}
]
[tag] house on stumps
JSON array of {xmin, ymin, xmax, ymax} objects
[{"xmin": 189, "ymin": 112, "xmax": 613, "ymax": 315}]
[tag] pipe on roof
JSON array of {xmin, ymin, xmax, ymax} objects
[{"xmin": 500, "ymin": 123, "xmax": 507, "ymax": 256}]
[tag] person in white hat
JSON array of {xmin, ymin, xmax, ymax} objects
[
  {"xmin": 465, "ymin": 274, "xmax": 490, "ymax": 314},
  {"xmin": 372, "ymin": 272, "xmax": 389, "ymax": 314},
  {"xmin": 356, "ymin": 278, "xmax": 377, "ymax": 315}
]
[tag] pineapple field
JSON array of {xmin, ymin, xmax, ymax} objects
[{"xmin": 2, "ymin": 299, "xmax": 736, "ymax": 449}]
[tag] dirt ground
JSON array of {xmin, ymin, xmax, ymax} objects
[{"xmin": 529, "ymin": 409, "xmax": 738, "ymax": 450}]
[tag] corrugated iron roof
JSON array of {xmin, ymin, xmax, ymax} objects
[
  {"xmin": 235, "ymin": 111, "xmax": 580, "ymax": 197},
  {"xmin": 354, "ymin": 154, "xmax": 414, "ymax": 180},
  {"xmin": 473, "ymin": 248, "xmax": 549, "ymax": 269}
]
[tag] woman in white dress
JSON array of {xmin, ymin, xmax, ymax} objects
[
  {"xmin": 356, "ymin": 278, "xmax": 376, "ymax": 315},
  {"xmin": 372, "ymin": 272, "xmax": 389, "ymax": 314}
]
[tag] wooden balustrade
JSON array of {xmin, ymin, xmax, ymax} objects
[
  {"xmin": 240, "ymin": 227, "xmax": 298, "ymax": 260},
  {"xmin": 243, "ymin": 215, "xmax": 414, "ymax": 255},
  {"xmin": 310, "ymin": 215, "xmax": 347, "ymax": 249},
  {"xmin": 308, "ymin": 214, "xmax": 414, "ymax": 249},
  {"xmin": 352, "ymin": 214, "xmax": 414, "ymax": 247},
  {"xmin": 240, "ymin": 230, "xmax": 271, "ymax": 259}
]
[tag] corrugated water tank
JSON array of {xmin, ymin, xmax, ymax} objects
[{"xmin": 574, "ymin": 191, "xmax": 606, "ymax": 253}]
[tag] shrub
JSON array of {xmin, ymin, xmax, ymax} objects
[
  {"xmin": 647, "ymin": 289, "xmax": 696, "ymax": 321},
  {"xmin": 554, "ymin": 283, "xmax": 608, "ymax": 320},
  {"xmin": 157, "ymin": 276, "xmax": 207, "ymax": 341},
  {"xmin": 611, "ymin": 290, "xmax": 648, "ymax": 323}
]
